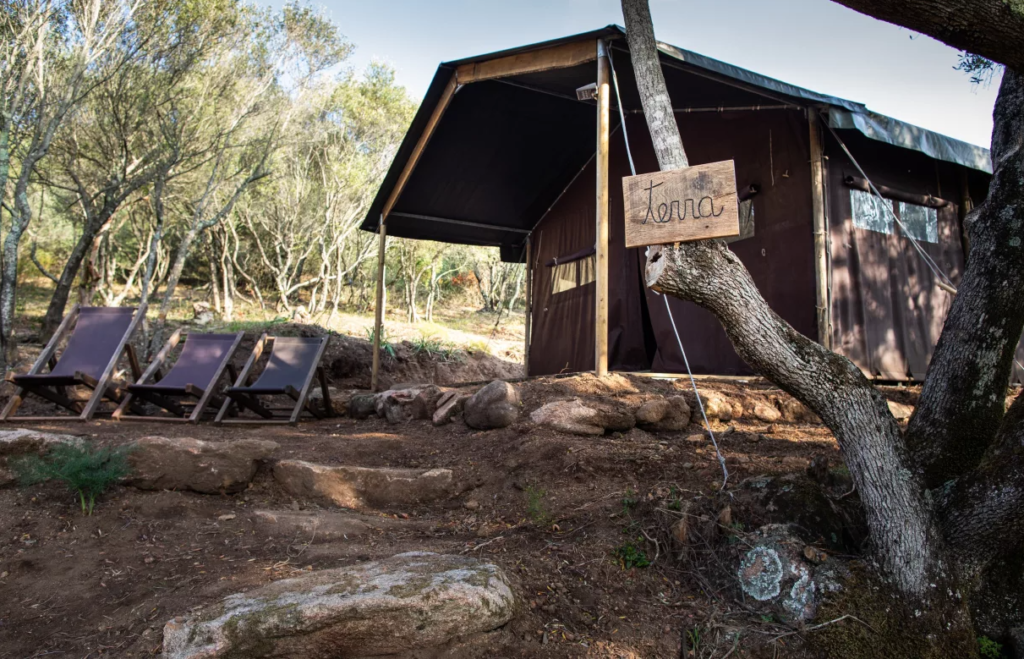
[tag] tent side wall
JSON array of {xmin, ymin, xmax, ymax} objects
[
  {"xmin": 826, "ymin": 129, "xmax": 968, "ymax": 380},
  {"xmin": 527, "ymin": 116, "xmax": 651, "ymax": 376}
]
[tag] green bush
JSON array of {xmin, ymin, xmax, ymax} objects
[
  {"xmin": 978, "ymin": 636, "xmax": 1003, "ymax": 659},
  {"xmin": 613, "ymin": 540, "xmax": 651, "ymax": 569},
  {"xmin": 12, "ymin": 443, "xmax": 133, "ymax": 515}
]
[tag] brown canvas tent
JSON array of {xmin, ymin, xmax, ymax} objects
[{"xmin": 361, "ymin": 26, "xmax": 1006, "ymax": 384}]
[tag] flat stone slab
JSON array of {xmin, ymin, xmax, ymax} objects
[
  {"xmin": 273, "ymin": 460, "xmax": 453, "ymax": 510},
  {"xmin": 127, "ymin": 436, "xmax": 278, "ymax": 494},
  {"xmin": 251, "ymin": 509, "xmax": 372, "ymax": 541},
  {"xmin": 163, "ymin": 552, "xmax": 516, "ymax": 658}
]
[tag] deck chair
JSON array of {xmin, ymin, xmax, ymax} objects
[
  {"xmin": 214, "ymin": 334, "xmax": 333, "ymax": 425},
  {"xmin": 113, "ymin": 330, "xmax": 244, "ymax": 424},
  {"xmin": 1, "ymin": 305, "xmax": 146, "ymax": 422}
]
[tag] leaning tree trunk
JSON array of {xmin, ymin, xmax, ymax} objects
[{"xmin": 619, "ymin": 0, "xmax": 972, "ymax": 643}]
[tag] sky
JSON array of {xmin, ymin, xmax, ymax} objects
[{"xmin": 266, "ymin": 0, "xmax": 1001, "ymax": 148}]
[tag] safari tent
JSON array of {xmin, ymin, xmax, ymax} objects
[{"xmin": 360, "ymin": 25, "xmax": 996, "ymax": 384}]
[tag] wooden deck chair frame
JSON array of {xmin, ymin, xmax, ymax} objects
[
  {"xmin": 1, "ymin": 304, "xmax": 147, "ymax": 422},
  {"xmin": 213, "ymin": 334, "xmax": 332, "ymax": 426},
  {"xmin": 112, "ymin": 329, "xmax": 244, "ymax": 424}
]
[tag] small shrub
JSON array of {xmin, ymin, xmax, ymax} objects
[
  {"xmin": 621, "ymin": 488, "xmax": 639, "ymax": 514},
  {"xmin": 12, "ymin": 443, "xmax": 133, "ymax": 515},
  {"xmin": 613, "ymin": 540, "xmax": 651, "ymax": 569},
  {"xmin": 978, "ymin": 636, "xmax": 1003, "ymax": 659},
  {"xmin": 365, "ymin": 325, "xmax": 396, "ymax": 359}
]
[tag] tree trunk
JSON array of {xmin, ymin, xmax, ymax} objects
[{"xmin": 905, "ymin": 71, "xmax": 1024, "ymax": 489}]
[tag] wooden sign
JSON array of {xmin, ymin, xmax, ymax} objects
[{"xmin": 622, "ymin": 160, "xmax": 740, "ymax": 248}]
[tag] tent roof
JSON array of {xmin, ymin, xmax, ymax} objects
[{"xmin": 361, "ymin": 25, "xmax": 991, "ymax": 256}]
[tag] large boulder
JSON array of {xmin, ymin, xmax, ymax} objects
[
  {"xmin": 530, "ymin": 399, "xmax": 604, "ymax": 435},
  {"xmin": 700, "ymin": 393, "xmax": 734, "ymax": 422},
  {"xmin": 127, "ymin": 436, "xmax": 278, "ymax": 494},
  {"xmin": 636, "ymin": 396, "xmax": 691, "ymax": 432},
  {"xmin": 273, "ymin": 460, "xmax": 453, "ymax": 509},
  {"xmin": 162, "ymin": 552, "xmax": 516, "ymax": 659},
  {"xmin": 379, "ymin": 389, "xmax": 418, "ymax": 424},
  {"xmin": 463, "ymin": 380, "xmax": 520, "ymax": 430},
  {"xmin": 749, "ymin": 398, "xmax": 782, "ymax": 423}
]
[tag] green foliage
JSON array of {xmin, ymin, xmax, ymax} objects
[
  {"xmin": 621, "ymin": 488, "xmax": 639, "ymax": 513},
  {"xmin": 411, "ymin": 334, "xmax": 460, "ymax": 362},
  {"xmin": 524, "ymin": 485, "xmax": 551, "ymax": 527},
  {"xmin": 12, "ymin": 443, "xmax": 133, "ymax": 515},
  {"xmin": 955, "ymin": 52, "xmax": 1002, "ymax": 86},
  {"xmin": 613, "ymin": 540, "xmax": 651, "ymax": 569},
  {"xmin": 978, "ymin": 636, "xmax": 1003, "ymax": 659},
  {"xmin": 366, "ymin": 325, "xmax": 396, "ymax": 359}
]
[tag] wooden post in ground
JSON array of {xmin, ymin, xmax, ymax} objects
[
  {"xmin": 370, "ymin": 218, "xmax": 387, "ymax": 392},
  {"xmin": 523, "ymin": 238, "xmax": 532, "ymax": 376},
  {"xmin": 595, "ymin": 40, "xmax": 611, "ymax": 377},
  {"xmin": 807, "ymin": 109, "xmax": 831, "ymax": 350}
]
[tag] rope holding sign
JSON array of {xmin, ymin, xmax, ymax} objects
[{"xmin": 608, "ymin": 44, "xmax": 729, "ymax": 490}]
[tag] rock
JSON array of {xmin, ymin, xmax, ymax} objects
[
  {"xmin": 273, "ymin": 460, "xmax": 453, "ymax": 509},
  {"xmin": 750, "ymin": 399, "xmax": 782, "ymax": 423},
  {"xmin": 251, "ymin": 509, "xmax": 371, "ymax": 541},
  {"xmin": 463, "ymin": 380, "xmax": 520, "ymax": 430},
  {"xmin": 432, "ymin": 391, "xmax": 468, "ymax": 426},
  {"xmin": 737, "ymin": 524, "xmax": 818, "ymax": 622},
  {"xmin": 411, "ymin": 385, "xmax": 445, "ymax": 420},
  {"xmin": 644, "ymin": 396, "xmax": 690, "ymax": 431},
  {"xmin": 348, "ymin": 393, "xmax": 379, "ymax": 420},
  {"xmin": 127, "ymin": 436, "xmax": 278, "ymax": 494},
  {"xmin": 635, "ymin": 399, "xmax": 670, "ymax": 424},
  {"xmin": 777, "ymin": 397, "xmax": 821, "ymax": 424},
  {"xmin": 192, "ymin": 301, "xmax": 214, "ymax": 325},
  {"xmin": 162, "ymin": 552, "xmax": 516, "ymax": 659},
  {"xmin": 0, "ymin": 465, "xmax": 14, "ymax": 489},
  {"xmin": 1009, "ymin": 627, "xmax": 1024, "ymax": 659},
  {"xmin": 530, "ymin": 399, "xmax": 604, "ymax": 435},
  {"xmin": 701, "ymin": 393, "xmax": 733, "ymax": 422},
  {"xmin": 380, "ymin": 389, "xmax": 419, "ymax": 424},
  {"xmin": 0, "ymin": 428, "xmax": 83, "ymax": 458},
  {"xmin": 306, "ymin": 387, "xmax": 358, "ymax": 416},
  {"xmin": 887, "ymin": 400, "xmax": 914, "ymax": 421}
]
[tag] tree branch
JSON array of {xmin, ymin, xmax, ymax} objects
[{"xmin": 832, "ymin": 0, "xmax": 1024, "ymax": 73}]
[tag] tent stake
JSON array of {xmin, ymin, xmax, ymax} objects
[
  {"xmin": 371, "ymin": 218, "xmax": 387, "ymax": 392},
  {"xmin": 595, "ymin": 41, "xmax": 611, "ymax": 377},
  {"xmin": 808, "ymin": 109, "xmax": 832, "ymax": 350}
]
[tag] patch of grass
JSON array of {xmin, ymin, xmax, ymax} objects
[
  {"xmin": 978, "ymin": 636, "xmax": 1002, "ymax": 659},
  {"xmin": 524, "ymin": 485, "xmax": 551, "ymax": 527},
  {"xmin": 365, "ymin": 325, "xmax": 396, "ymax": 360},
  {"xmin": 411, "ymin": 334, "xmax": 461, "ymax": 362},
  {"xmin": 464, "ymin": 338, "xmax": 490, "ymax": 355},
  {"xmin": 12, "ymin": 443, "xmax": 133, "ymax": 515},
  {"xmin": 613, "ymin": 539, "xmax": 651, "ymax": 569}
]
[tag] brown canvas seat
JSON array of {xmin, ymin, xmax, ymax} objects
[
  {"xmin": 114, "ymin": 331, "xmax": 244, "ymax": 423},
  {"xmin": 215, "ymin": 334, "xmax": 333, "ymax": 425},
  {"xmin": 1, "ymin": 305, "xmax": 146, "ymax": 421}
]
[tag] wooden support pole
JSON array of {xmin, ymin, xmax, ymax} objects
[
  {"xmin": 808, "ymin": 109, "xmax": 832, "ymax": 350},
  {"xmin": 524, "ymin": 238, "xmax": 532, "ymax": 377},
  {"xmin": 595, "ymin": 41, "xmax": 611, "ymax": 377},
  {"xmin": 370, "ymin": 219, "xmax": 387, "ymax": 392}
]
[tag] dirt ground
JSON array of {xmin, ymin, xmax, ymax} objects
[{"xmin": 0, "ymin": 367, "xmax": 893, "ymax": 659}]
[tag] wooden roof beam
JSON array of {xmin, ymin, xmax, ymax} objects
[{"xmin": 456, "ymin": 40, "xmax": 598, "ymax": 85}]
